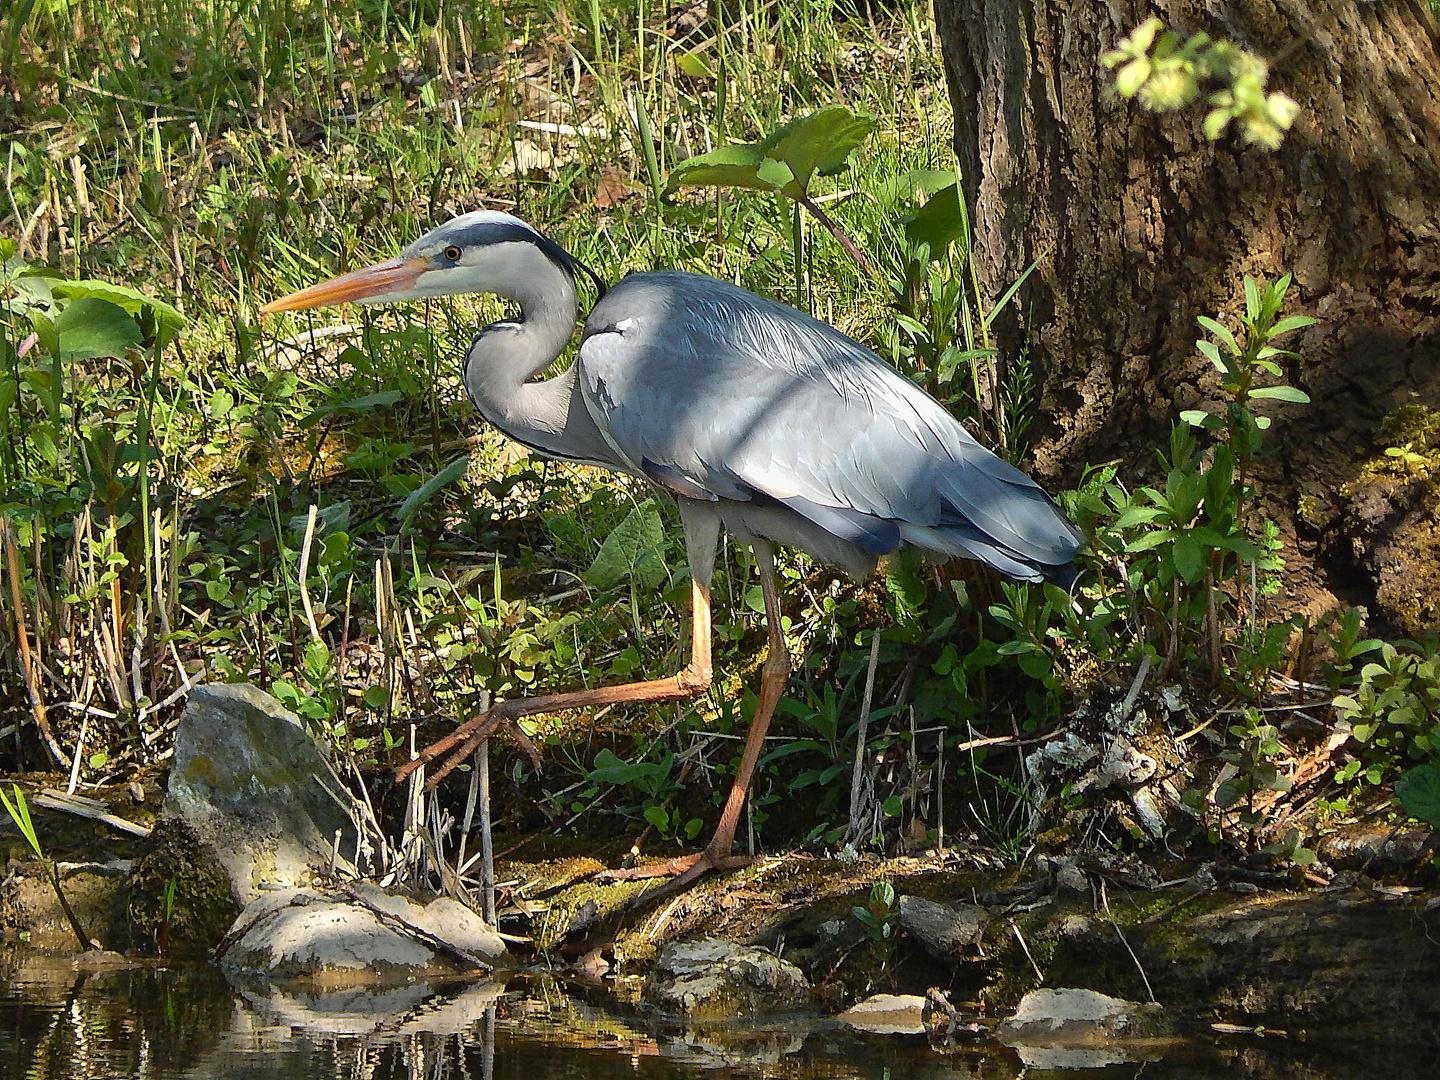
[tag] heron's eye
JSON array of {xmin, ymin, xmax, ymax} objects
[{"xmin": 443, "ymin": 245, "xmax": 462, "ymax": 262}]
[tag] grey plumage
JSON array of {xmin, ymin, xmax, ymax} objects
[
  {"xmin": 574, "ymin": 271, "xmax": 1082, "ymax": 584},
  {"xmin": 266, "ymin": 208, "xmax": 1082, "ymax": 587}
]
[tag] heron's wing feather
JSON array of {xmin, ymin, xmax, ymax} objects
[{"xmin": 578, "ymin": 273, "xmax": 1080, "ymax": 576}]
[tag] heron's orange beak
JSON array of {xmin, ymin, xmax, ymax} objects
[{"xmin": 260, "ymin": 256, "xmax": 433, "ymax": 314}]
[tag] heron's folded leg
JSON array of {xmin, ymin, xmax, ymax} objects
[
  {"xmin": 395, "ymin": 575, "xmax": 713, "ymax": 789},
  {"xmin": 598, "ymin": 541, "xmax": 789, "ymax": 890}
]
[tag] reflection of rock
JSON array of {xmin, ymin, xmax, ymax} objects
[
  {"xmin": 162, "ymin": 684, "xmax": 363, "ymax": 905},
  {"xmin": 896, "ymin": 896, "xmax": 988, "ymax": 961},
  {"xmin": 660, "ymin": 1028, "xmax": 808, "ymax": 1068},
  {"xmin": 997, "ymin": 988, "xmax": 1168, "ymax": 1068},
  {"xmin": 646, "ymin": 939, "xmax": 810, "ymax": 1018},
  {"xmin": 237, "ymin": 978, "xmax": 505, "ymax": 1036},
  {"xmin": 837, "ymin": 993, "xmax": 928, "ymax": 1035},
  {"xmin": 217, "ymin": 884, "xmax": 507, "ymax": 984}
]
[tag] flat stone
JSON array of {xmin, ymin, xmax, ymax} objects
[
  {"xmin": 646, "ymin": 939, "xmax": 809, "ymax": 1018},
  {"xmin": 163, "ymin": 684, "xmax": 362, "ymax": 904},
  {"xmin": 837, "ymin": 993, "xmax": 928, "ymax": 1034}
]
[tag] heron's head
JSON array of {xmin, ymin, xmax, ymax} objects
[{"xmin": 261, "ymin": 211, "xmax": 600, "ymax": 314}]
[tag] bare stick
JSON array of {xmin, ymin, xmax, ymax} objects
[
  {"xmin": 297, "ymin": 504, "xmax": 321, "ymax": 641},
  {"xmin": 479, "ymin": 732, "xmax": 495, "ymax": 925},
  {"xmin": 846, "ymin": 630, "xmax": 883, "ymax": 840},
  {"xmin": 936, "ymin": 726, "xmax": 946, "ymax": 855}
]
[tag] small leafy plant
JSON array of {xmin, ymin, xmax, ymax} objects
[{"xmin": 852, "ymin": 879, "xmax": 897, "ymax": 942}]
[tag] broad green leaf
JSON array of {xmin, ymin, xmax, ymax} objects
[
  {"xmin": 1111, "ymin": 504, "xmax": 1165, "ymax": 529},
  {"xmin": 762, "ymin": 105, "xmax": 878, "ymax": 194},
  {"xmin": 901, "ymin": 182, "xmax": 967, "ymax": 255},
  {"xmin": 52, "ymin": 279, "xmax": 186, "ymax": 332},
  {"xmin": 664, "ymin": 143, "xmax": 773, "ymax": 196},
  {"xmin": 51, "ymin": 298, "xmax": 143, "ymax": 361},
  {"xmin": 587, "ymin": 501, "xmax": 668, "ymax": 591},
  {"xmin": 878, "ymin": 169, "xmax": 958, "ymax": 207},
  {"xmin": 300, "ymin": 390, "xmax": 405, "ymax": 427},
  {"xmin": 397, "ymin": 455, "xmax": 469, "ymax": 528},
  {"xmin": 1172, "ymin": 531, "xmax": 1204, "ymax": 584},
  {"xmin": 1396, "ymin": 763, "xmax": 1440, "ymax": 827},
  {"xmin": 664, "ymin": 105, "xmax": 876, "ymax": 200},
  {"xmin": 1180, "ymin": 409, "xmax": 1224, "ymax": 431},
  {"xmin": 588, "ymin": 747, "xmax": 669, "ymax": 788}
]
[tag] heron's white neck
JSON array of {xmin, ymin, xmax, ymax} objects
[{"xmin": 460, "ymin": 242, "xmax": 613, "ymax": 466}]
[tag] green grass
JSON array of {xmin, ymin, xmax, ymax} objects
[
  {"xmin": 4, "ymin": 0, "xmax": 1433, "ymax": 863},
  {"xmin": 0, "ymin": 0, "xmax": 965, "ymax": 811}
]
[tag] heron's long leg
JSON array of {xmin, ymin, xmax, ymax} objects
[
  {"xmin": 598, "ymin": 540, "xmax": 789, "ymax": 890},
  {"xmin": 395, "ymin": 574, "xmax": 714, "ymax": 788}
]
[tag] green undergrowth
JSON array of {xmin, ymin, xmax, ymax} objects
[{"xmin": 1, "ymin": 1, "xmax": 1436, "ymax": 883}]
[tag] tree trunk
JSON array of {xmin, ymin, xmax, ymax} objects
[{"xmin": 934, "ymin": 0, "xmax": 1440, "ymax": 633}]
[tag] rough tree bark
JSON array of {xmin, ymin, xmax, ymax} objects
[{"xmin": 934, "ymin": 0, "xmax": 1440, "ymax": 633}]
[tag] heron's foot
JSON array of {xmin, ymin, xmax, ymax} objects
[{"xmin": 394, "ymin": 702, "xmax": 543, "ymax": 789}]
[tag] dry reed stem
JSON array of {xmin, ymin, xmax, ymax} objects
[{"xmin": 3, "ymin": 519, "xmax": 66, "ymax": 767}]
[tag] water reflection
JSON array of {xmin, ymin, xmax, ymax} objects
[{"xmin": 0, "ymin": 954, "xmax": 1434, "ymax": 1080}]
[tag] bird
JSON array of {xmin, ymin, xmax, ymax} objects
[{"xmin": 262, "ymin": 210, "xmax": 1083, "ymax": 889}]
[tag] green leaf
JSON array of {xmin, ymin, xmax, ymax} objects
[
  {"xmin": 664, "ymin": 144, "xmax": 773, "ymax": 195},
  {"xmin": 1249, "ymin": 385, "xmax": 1310, "ymax": 403},
  {"xmin": 1195, "ymin": 339, "xmax": 1228, "ymax": 374},
  {"xmin": 1180, "ymin": 409, "xmax": 1224, "ymax": 431},
  {"xmin": 1268, "ymin": 314, "xmax": 1315, "ymax": 336},
  {"xmin": 901, "ymin": 182, "xmax": 967, "ymax": 256},
  {"xmin": 397, "ymin": 455, "xmax": 469, "ymax": 529},
  {"xmin": 52, "ymin": 279, "xmax": 186, "ymax": 333},
  {"xmin": 664, "ymin": 105, "xmax": 876, "ymax": 200},
  {"xmin": 1116, "ymin": 58, "xmax": 1151, "ymax": 97},
  {"xmin": 881, "ymin": 794, "xmax": 903, "ymax": 817},
  {"xmin": 50, "ymin": 298, "xmax": 143, "ymax": 361},
  {"xmin": 1396, "ymin": 763, "xmax": 1440, "ymax": 828},
  {"xmin": 1172, "ymin": 531, "xmax": 1204, "ymax": 584},
  {"xmin": 587, "ymin": 501, "xmax": 668, "ymax": 591},
  {"xmin": 1196, "ymin": 315, "xmax": 1239, "ymax": 355},
  {"xmin": 588, "ymin": 748, "xmax": 669, "ymax": 789},
  {"xmin": 643, "ymin": 805, "xmax": 671, "ymax": 831},
  {"xmin": 300, "ymin": 390, "xmax": 404, "ymax": 427},
  {"xmin": 675, "ymin": 50, "xmax": 712, "ymax": 78}
]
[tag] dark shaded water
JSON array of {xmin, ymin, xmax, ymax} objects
[{"xmin": 0, "ymin": 959, "xmax": 1432, "ymax": 1080}]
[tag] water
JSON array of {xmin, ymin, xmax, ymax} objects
[{"xmin": 0, "ymin": 959, "xmax": 1432, "ymax": 1080}]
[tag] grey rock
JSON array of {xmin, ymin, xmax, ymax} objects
[
  {"xmin": 997, "ymin": 988, "xmax": 1168, "ymax": 1068},
  {"xmin": 646, "ymin": 939, "xmax": 810, "ymax": 1018},
  {"xmin": 163, "ymin": 683, "xmax": 363, "ymax": 904},
  {"xmin": 219, "ymin": 886, "xmax": 507, "ymax": 983},
  {"xmin": 896, "ymin": 895, "xmax": 988, "ymax": 960}
]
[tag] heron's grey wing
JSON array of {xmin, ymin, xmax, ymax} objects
[{"xmin": 578, "ymin": 273, "xmax": 1081, "ymax": 579}]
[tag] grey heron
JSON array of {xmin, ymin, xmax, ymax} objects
[{"xmin": 262, "ymin": 210, "xmax": 1082, "ymax": 886}]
